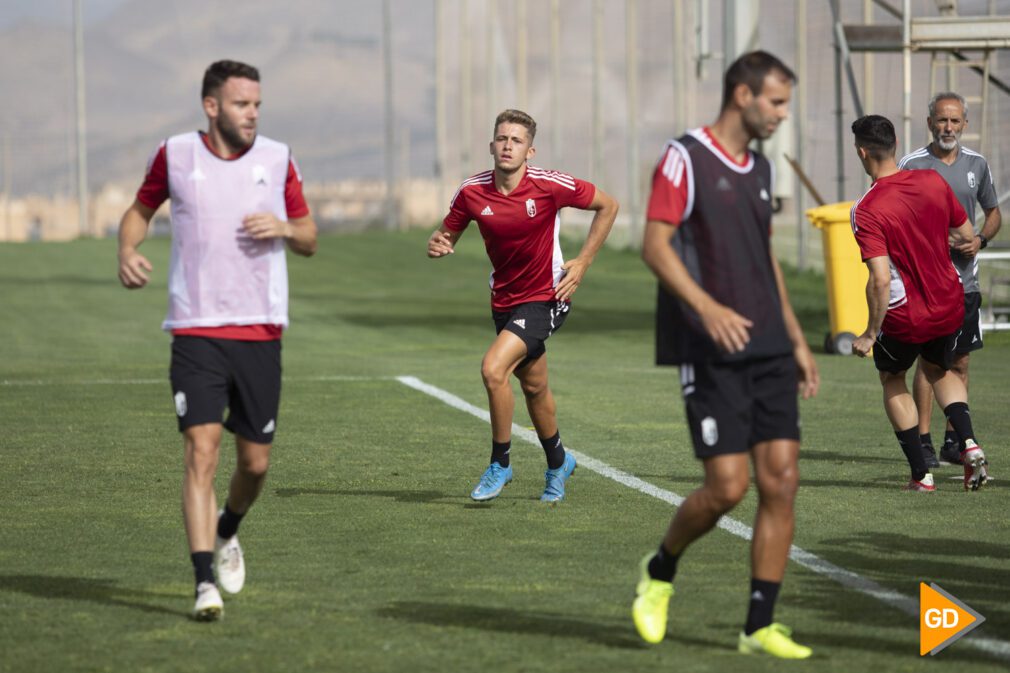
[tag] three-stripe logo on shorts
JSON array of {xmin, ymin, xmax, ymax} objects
[{"xmin": 680, "ymin": 364, "xmax": 695, "ymax": 396}]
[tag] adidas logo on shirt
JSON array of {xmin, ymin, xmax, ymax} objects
[
  {"xmin": 512, "ymin": 318, "xmax": 526, "ymax": 329},
  {"xmin": 481, "ymin": 205, "xmax": 494, "ymax": 216},
  {"xmin": 716, "ymin": 176, "xmax": 732, "ymax": 191}
]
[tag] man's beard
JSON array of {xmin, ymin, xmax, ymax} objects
[
  {"xmin": 217, "ymin": 115, "xmax": 254, "ymax": 151},
  {"xmin": 933, "ymin": 129, "xmax": 960, "ymax": 151}
]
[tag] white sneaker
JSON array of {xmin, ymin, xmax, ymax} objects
[
  {"xmin": 215, "ymin": 533, "xmax": 246, "ymax": 594},
  {"xmin": 192, "ymin": 581, "xmax": 223, "ymax": 621}
]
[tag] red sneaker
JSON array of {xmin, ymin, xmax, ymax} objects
[{"xmin": 961, "ymin": 441, "xmax": 990, "ymax": 491}]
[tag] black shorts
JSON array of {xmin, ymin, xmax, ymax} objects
[
  {"xmin": 492, "ymin": 300, "xmax": 570, "ymax": 369},
  {"xmin": 953, "ymin": 292, "xmax": 983, "ymax": 355},
  {"xmin": 169, "ymin": 336, "xmax": 282, "ymax": 444},
  {"xmin": 679, "ymin": 354, "xmax": 800, "ymax": 459},
  {"xmin": 872, "ymin": 330, "xmax": 957, "ymax": 374}
]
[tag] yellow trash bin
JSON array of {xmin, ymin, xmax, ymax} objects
[{"xmin": 806, "ymin": 201, "xmax": 868, "ymax": 355}]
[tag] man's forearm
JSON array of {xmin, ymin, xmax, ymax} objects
[
  {"xmin": 286, "ymin": 216, "xmax": 318, "ymax": 257},
  {"xmin": 981, "ymin": 207, "xmax": 1002, "ymax": 241}
]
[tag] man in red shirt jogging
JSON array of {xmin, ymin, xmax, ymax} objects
[
  {"xmin": 428, "ymin": 109, "xmax": 618, "ymax": 503},
  {"xmin": 849, "ymin": 114, "xmax": 988, "ymax": 493}
]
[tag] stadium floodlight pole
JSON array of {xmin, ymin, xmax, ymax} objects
[
  {"xmin": 517, "ymin": 0, "xmax": 528, "ymax": 110},
  {"xmin": 592, "ymin": 0, "xmax": 604, "ymax": 184},
  {"xmin": 550, "ymin": 0, "xmax": 561, "ymax": 167},
  {"xmin": 73, "ymin": 0, "xmax": 89, "ymax": 237},
  {"xmin": 382, "ymin": 0, "xmax": 396, "ymax": 231},
  {"xmin": 902, "ymin": 0, "xmax": 912, "ymax": 157},
  {"xmin": 626, "ymin": 0, "xmax": 640, "ymax": 248}
]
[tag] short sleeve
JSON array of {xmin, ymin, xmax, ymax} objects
[
  {"xmin": 976, "ymin": 159, "xmax": 999, "ymax": 210},
  {"xmin": 284, "ymin": 156, "xmax": 310, "ymax": 219},
  {"xmin": 645, "ymin": 143, "xmax": 690, "ymax": 226},
  {"xmin": 136, "ymin": 141, "xmax": 169, "ymax": 210},
  {"xmin": 443, "ymin": 187, "xmax": 472, "ymax": 232},
  {"xmin": 551, "ymin": 176, "xmax": 595, "ymax": 210},
  {"xmin": 851, "ymin": 204, "xmax": 887, "ymax": 261}
]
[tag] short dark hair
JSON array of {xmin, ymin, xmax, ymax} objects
[
  {"xmin": 721, "ymin": 50, "xmax": 796, "ymax": 111},
  {"xmin": 851, "ymin": 115, "xmax": 897, "ymax": 160},
  {"xmin": 493, "ymin": 109, "xmax": 537, "ymax": 141},
  {"xmin": 201, "ymin": 60, "xmax": 260, "ymax": 99}
]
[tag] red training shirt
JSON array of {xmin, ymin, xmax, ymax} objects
[
  {"xmin": 444, "ymin": 167, "xmax": 595, "ymax": 310},
  {"xmin": 850, "ymin": 169, "xmax": 968, "ymax": 343}
]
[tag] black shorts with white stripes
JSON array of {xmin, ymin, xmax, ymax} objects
[
  {"xmin": 872, "ymin": 330, "xmax": 957, "ymax": 374},
  {"xmin": 492, "ymin": 300, "xmax": 570, "ymax": 369},
  {"xmin": 678, "ymin": 354, "xmax": 800, "ymax": 459}
]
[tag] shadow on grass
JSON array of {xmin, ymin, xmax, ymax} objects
[
  {"xmin": 0, "ymin": 575, "xmax": 186, "ymax": 617},
  {"xmin": 275, "ymin": 487, "xmax": 456, "ymax": 504},
  {"xmin": 377, "ymin": 600, "xmax": 649, "ymax": 649},
  {"xmin": 801, "ymin": 450, "xmax": 903, "ymax": 465}
]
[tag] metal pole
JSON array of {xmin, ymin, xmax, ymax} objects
[
  {"xmin": 551, "ymin": 0, "xmax": 561, "ymax": 165},
  {"xmin": 796, "ymin": 0, "xmax": 808, "ymax": 270},
  {"xmin": 592, "ymin": 0, "xmax": 604, "ymax": 183},
  {"xmin": 486, "ymin": 0, "xmax": 495, "ymax": 119},
  {"xmin": 461, "ymin": 0, "xmax": 472, "ymax": 177},
  {"xmin": 833, "ymin": 0, "xmax": 845, "ymax": 201},
  {"xmin": 902, "ymin": 0, "xmax": 911, "ymax": 157},
  {"xmin": 435, "ymin": 0, "xmax": 447, "ymax": 195},
  {"xmin": 382, "ymin": 0, "xmax": 396, "ymax": 230},
  {"xmin": 517, "ymin": 0, "xmax": 528, "ymax": 110},
  {"xmin": 626, "ymin": 0, "xmax": 640, "ymax": 247},
  {"xmin": 2, "ymin": 132, "xmax": 10, "ymax": 241},
  {"xmin": 73, "ymin": 0, "xmax": 88, "ymax": 237},
  {"xmin": 673, "ymin": 0, "xmax": 686, "ymax": 132}
]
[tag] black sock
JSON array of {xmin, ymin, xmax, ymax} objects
[
  {"xmin": 744, "ymin": 578, "xmax": 781, "ymax": 635},
  {"xmin": 217, "ymin": 504, "xmax": 245, "ymax": 540},
  {"xmin": 191, "ymin": 551, "xmax": 214, "ymax": 587},
  {"xmin": 491, "ymin": 440, "xmax": 511, "ymax": 468},
  {"xmin": 647, "ymin": 543, "xmax": 680, "ymax": 583},
  {"xmin": 895, "ymin": 427, "xmax": 927, "ymax": 481},
  {"xmin": 919, "ymin": 433, "xmax": 933, "ymax": 449},
  {"xmin": 943, "ymin": 428, "xmax": 960, "ymax": 450},
  {"xmin": 944, "ymin": 402, "xmax": 975, "ymax": 450},
  {"xmin": 539, "ymin": 431, "xmax": 565, "ymax": 470}
]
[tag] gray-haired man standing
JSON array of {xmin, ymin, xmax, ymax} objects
[{"xmin": 898, "ymin": 91, "xmax": 1001, "ymax": 467}]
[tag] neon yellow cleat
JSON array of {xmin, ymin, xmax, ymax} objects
[
  {"xmin": 632, "ymin": 554, "xmax": 674, "ymax": 644},
  {"xmin": 738, "ymin": 623, "xmax": 812, "ymax": 659}
]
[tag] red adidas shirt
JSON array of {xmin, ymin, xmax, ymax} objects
[
  {"xmin": 444, "ymin": 167, "xmax": 595, "ymax": 310},
  {"xmin": 851, "ymin": 170, "xmax": 967, "ymax": 343},
  {"xmin": 136, "ymin": 132, "xmax": 310, "ymax": 341}
]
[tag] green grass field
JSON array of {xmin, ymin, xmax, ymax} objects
[{"xmin": 1, "ymin": 229, "xmax": 1007, "ymax": 673}]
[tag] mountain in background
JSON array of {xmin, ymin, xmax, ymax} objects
[{"xmin": 1, "ymin": 0, "xmax": 437, "ymax": 195}]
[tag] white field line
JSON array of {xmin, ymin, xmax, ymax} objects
[{"xmin": 395, "ymin": 375, "xmax": 1010, "ymax": 660}]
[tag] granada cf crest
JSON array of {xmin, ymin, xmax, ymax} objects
[
  {"xmin": 967, "ymin": 171, "xmax": 976, "ymax": 188},
  {"xmin": 526, "ymin": 198, "xmax": 536, "ymax": 217}
]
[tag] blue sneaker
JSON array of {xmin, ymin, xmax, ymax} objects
[
  {"xmin": 470, "ymin": 462, "xmax": 513, "ymax": 501},
  {"xmin": 540, "ymin": 452, "xmax": 576, "ymax": 502}
]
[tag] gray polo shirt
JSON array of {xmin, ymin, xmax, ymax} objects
[{"xmin": 898, "ymin": 145, "xmax": 998, "ymax": 293}]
